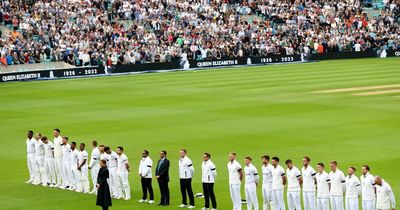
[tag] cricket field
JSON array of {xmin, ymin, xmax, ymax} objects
[{"xmin": 0, "ymin": 58, "xmax": 399, "ymax": 209}]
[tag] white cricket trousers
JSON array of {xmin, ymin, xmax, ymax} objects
[
  {"xmin": 330, "ymin": 196, "xmax": 344, "ymax": 210},
  {"xmin": 245, "ymin": 183, "xmax": 259, "ymax": 210},
  {"xmin": 62, "ymin": 160, "xmax": 71, "ymax": 187},
  {"xmin": 287, "ymin": 191, "xmax": 301, "ymax": 210},
  {"xmin": 273, "ymin": 190, "xmax": 285, "ymax": 210},
  {"xmin": 346, "ymin": 198, "xmax": 359, "ymax": 210},
  {"xmin": 91, "ymin": 166, "xmax": 100, "ymax": 190},
  {"xmin": 77, "ymin": 167, "xmax": 90, "ymax": 193},
  {"xmin": 108, "ymin": 167, "xmax": 118, "ymax": 197},
  {"xmin": 317, "ymin": 197, "xmax": 330, "ymax": 210},
  {"xmin": 34, "ymin": 155, "xmax": 45, "ymax": 184},
  {"xmin": 116, "ymin": 171, "xmax": 130, "ymax": 200},
  {"xmin": 45, "ymin": 158, "xmax": 56, "ymax": 184},
  {"xmin": 262, "ymin": 183, "xmax": 273, "ymax": 210},
  {"xmin": 303, "ymin": 191, "xmax": 316, "ymax": 210},
  {"xmin": 70, "ymin": 164, "xmax": 78, "ymax": 189},
  {"xmin": 27, "ymin": 153, "xmax": 36, "ymax": 181},
  {"xmin": 362, "ymin": 200, "xmax": 375, "ymax": 210},
  {"xmin": 54, "ymin": 157, "xmax": 63, "ymax": 185},
  {"xmin": 230, "ymin": 184, "xmax": 242, "ymax": 210}
]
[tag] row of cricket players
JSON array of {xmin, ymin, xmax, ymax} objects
[
  {"xmin": 26, "ymin": 130, "xmax": 132, "ymax": 199},
  {"xmin": 26, "ymin": 130, "xmax": 396, "ymax": 210},
  {"xmin": 226, "ymin": 154, "xmax": 396, "ymax": 210}
]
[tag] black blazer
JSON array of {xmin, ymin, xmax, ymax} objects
[{"xmin": 156, "ymin": 158, "xmax": 170, "ymax": 182}]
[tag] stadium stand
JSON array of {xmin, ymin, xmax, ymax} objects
[{"xmin": 0, "ymin": 0, "xmax": 399, "ymax": 69}]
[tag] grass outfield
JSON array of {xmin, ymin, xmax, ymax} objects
[{"xmin": 0, "ymin": 58, "xmax": 399, "ymax": 210}]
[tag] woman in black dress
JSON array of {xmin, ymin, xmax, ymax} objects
[{"xmin": 97, "ymin": 160, "xmax": 112, "ymax": 210}]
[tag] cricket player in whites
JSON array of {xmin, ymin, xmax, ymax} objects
[
  {"xmin": 244, "ymin": 156, "xmax": 259, "ymax": 210},
  {"xmin": 70, "ymin": 142, "xmax": 79, "ymax": 191},
  {"xmin": 329, "ymin": 161, "xmax": 346, "ymax": 210},
  {"xmin": 301, "ymin": 157, "xmax": 316, "ymax": 210},
  {"xmin": 227, "ymin": 152, "xmax": 243, "ymax": 210},
  {"xmin": 53, "ymin": 128, "xmax": 63, "ymax": 187},
  {"xmin": 26, "ymin": 130, "xmax": 35, "ymax": 184},
  {"xmin": 345, "ymin": 167, "xmax": 361, "ymax": 210},
  {"xmin": 360, "ymin": 165, "xmax": 375, "ymax": 210},
  {"xmin": 104, "ymin": 147, "xmax": 119, "ymax": 198},
  {"xmin": 316, "ymin": 163, "xmax": 331, "ymax": 210},
  {"xmin": 271, "ymin": 157, "xmax": 286, "ymax": 210},
  {"xmin": 61, "ymin": 137, "xmax": 72, "ymax": 189},
  {"xmin": 261, "ymin": 155, "xmax": 273, "ymax": 210},
  {"xmin": 374, "ymin": 176, "xmax": 396, "ymax": 210},
  {"xmin": 77, "ymin": 143, "xmax": 90, "ymax": 193},
  {"xmin": 116, "ymin": 146, "xmax": 131, "ymax": 200},
  {"xmin": 42, "ymin": 136, "xmax": 56, "ymax": 187},
  {"xmin": 89, "ymin": 140, "xmax": 100, "ymax": 194},
  {"xmin": 285, "ymin": 159, "xmax": 302, "ymax": 210},
  {"xmin": 33, "ymin": 133, "xmax": 45, "ymax": 186}
]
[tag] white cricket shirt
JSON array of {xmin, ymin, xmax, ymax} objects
[
  {"xmin": 244, "ymin": 163, "xmax": 259, "ymax": 185},
  {"xmin": 287, "ymin": 166, "xmax": 302, "ymax": 192},
  {"xmin": 53, "ymin": 136, "xmax": 63, "ymax": 158},
  {"xmin": 345, "ymin": 175, "xmax": 361, "ymax": 199},
  {"xmin": 361, "ymin": 172, "xmax": 375, "ymax": 201},
  {"xmin": 228, "ymin": 160, "xmax": 242, "ymax": 185},
  {"xmin": 272, "ymin": 164, "xmax": 286, "ymax": 191},
  {"xmin": 329, "ymin": 169, "xmax": 346, "ymax": 196},
  {"xmin": 302, "ymin": 165, "xmax": 316, "ymax": 192},
  {"xmin": 262, "ymin": 163, "xmax": 273, "ymax": 184},
  {"xmin": 316, "ymin": 171, "xmax": 331, "ymax": 198}
]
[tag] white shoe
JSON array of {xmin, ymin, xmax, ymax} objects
[
  {"xmin": 148, "ymin": 200, "xmax": 154, "ymax": 204},
  {"xmin": 32, "ymin": 182, "xmax": 40, "ymax": 185},
  {"xmin": 25, "ymin": 180, "xmax": 33, "ymax": 184},
  {"xmin": 124, "ymin": 197, "xmax": 131, "ymax": 201},
  {"xmin": 188, "ymin": 205, "xmax": 195, "ymax": 209},
  {"xmin": 138, "ymin": 199, "xmax": 147, "ymax": 203},
  {"xmin": 114, "ymin": 196, "xmax": 121, "ymax": 200},
  {"xmin": 179, "ymin": 204, "xmax": 188, "ymax": 208},
  {"xmin": 42, "ymin": 183, "xmax": 47, "ymax": 187},
  {"xmin": 211, "ymin": 209, "xmax": 217, "ymax": 210},
  {"xmin": 201, "ymin": 208, "xmax": 209, "ymax": 210}
]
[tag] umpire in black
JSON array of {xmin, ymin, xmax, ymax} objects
[{"xmin": 156, "ymin": 150, "xmax": 170, "ymax": 206}]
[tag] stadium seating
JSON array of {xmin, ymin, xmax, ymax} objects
[{"xmin": 0, "ymin": 0, "xmax": 399, "ymax": 68}]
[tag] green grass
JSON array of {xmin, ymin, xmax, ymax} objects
[{"xmin": 0, "ymin": 58, "xmax": 399, "ymax": 210}]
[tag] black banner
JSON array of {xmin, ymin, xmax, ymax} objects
[
  {"xmin": 112, "ymin": 62, "xmax": 180, "ymax": 73},
  {"xmin": 1, "ymin": 51, "xmax": 397, "ymax": 83},
  {"xmin": 188, "ymin": 55, "xmax": 302, "ymax": 69},
  {"xmin": 251, "ymin": 55, "xmax": 302, "ymax": 64},
  {"xmin": 386, "ymin": 50, "xmax": 400, "ymax": 57},
  {"xmin": 188, "ymin": 58, "xmax": 248, "ymax": 69},
  {"xmin": 1, "ymin": 66, "xmax": 104, "ymax": 82}
]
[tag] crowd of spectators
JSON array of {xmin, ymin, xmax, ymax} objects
[{"xmin": 0, "ymin": 0, "xmax": 399, "ymax": 67}]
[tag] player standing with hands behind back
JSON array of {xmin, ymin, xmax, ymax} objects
[
  {"xmin": 228, "ymin": 152, "xmax": 243, "ymax": 210},
  {"xmin": 244, "ymin": 156, "xmax": 259, "ymax": 210}
]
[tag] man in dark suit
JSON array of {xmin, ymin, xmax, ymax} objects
[{"xmin": 156, "ymin": 150, "xmax": 170, "ymax": 206}]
